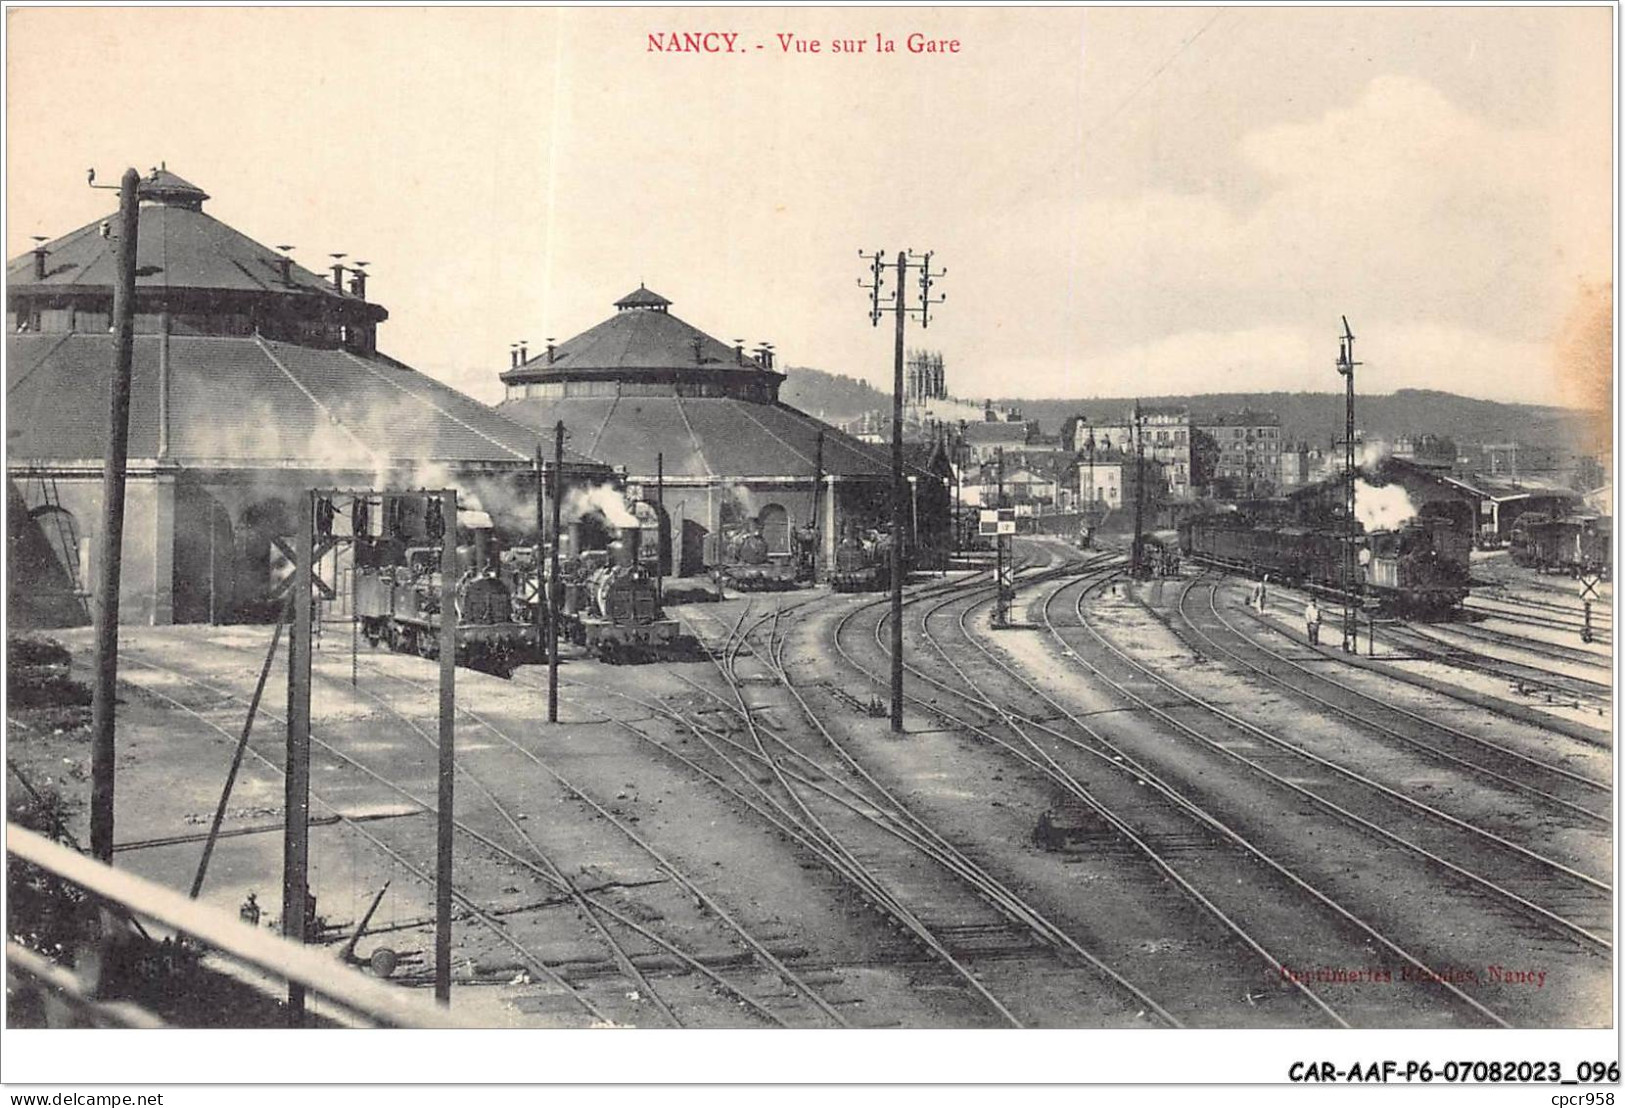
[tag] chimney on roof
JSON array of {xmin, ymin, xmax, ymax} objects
[
  {"xmin": 519, "ymin": 340, "xmax": 529, "ymax": 364},
  {"xmin": 734, "ymin": 339, "xmax": 746, "ymax": 365},
  {"xmin": 329, "ymin": 253, "xmax": 347, "ymax": 291},
  {"xmin": 692, "ymin": 337, "xmax": 705, "ymax": 364},
  {"xmin": 30, "ymin": 236, "xmax": 48, "ymax": 281},
  {"xmin": 349, "ymin": 261, "xmax": 368, "ymax": 301},
  {"xmin": 274, "ymin": 245, "xmax": 295, "ymax": 286},
  {"xmin": 760, "ymin": 342, "xmax": 775, "ymax": 371},
  {"xmin": 509, "ymin": 343, "xmax": 520, "ymax": 369},
  {"xmin": 545, "ymin": 339, "xmax": 556, "ymax": 364}
]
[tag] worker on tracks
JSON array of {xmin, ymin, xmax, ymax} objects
[{"xmin": 1304, "ymin": 598, "xmax": 1322, "ymax": 645}]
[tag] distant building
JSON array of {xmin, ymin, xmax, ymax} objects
[
  {"xmin": 1078, "ymin": 449, "xmax": 1164, "ymax": 512},
  {"xmin": 1204, "ymin": 409, "xmax": 1282, "ymax": 497},
  {"xmin": 497, "ymin": 286, "xmax": 948, "ymax": 574},
  {"xmin": 1278, "ymin": 440, "xmax": 1326, "ymax": 491},
  {"xmin": 961, "ymin": 462, "xmax": 1056, "ymax": 508},
  {"xmin": 962, "ymin": 417, "xmax": 1036, "ymax": 463},
  {"xmin": 1074, "ymin": 405, "xmax": 1192, "ymax": 500}
]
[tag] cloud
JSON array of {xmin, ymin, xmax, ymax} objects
[{"xmin": 966, "ymin": 75, "xmax": 1605, "ymax": 406}]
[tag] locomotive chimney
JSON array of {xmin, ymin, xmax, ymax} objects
[
  {"xmin": 624, "ymin": 525, "xmax": 641, "ymax": 567},
  {"xmin": 566, "ymin": 521, "xmax": 583, "ymax": 558}
]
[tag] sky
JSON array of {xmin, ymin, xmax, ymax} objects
[{"xmin": 5, "ymin": 6, "xmax": 1614, "ymax": 409}]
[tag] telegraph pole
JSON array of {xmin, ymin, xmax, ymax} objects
[
  {"xmin": 89, "ymin": 168, "xmax": 140, "ymax": 865},
  {"xmin": 1336, "ymin": 318, "xmax": 1360, "ymax": 654},
  {"xmin": 1132, "ymin": 401, "xmax": 1146, "ymax": 577},
  {"xmin": 1086, "ymin": 423, "xmax": 1096, "ymax": 527},
  {"xmin": 549, "ymin": 421, "xmax": 564, "ymax": 722},
  {"xmin": 859, "ymin": 249, "xmax": 945, "ymax": 733},
  {"xmin": 811, "ymin": 432, "xmax": 824, "ymax": 582},
  {"xmin": 953, "ymin": 420, "xmax": 966, "ymax": 565},
  {"xmin": 995, "ymin": 446, "xmax": 1009, "ymax": 627},
  {"xmin": 655, "ymin": 451, "xmax": 665, "ymax": 607},
  {"xmin": 283, "ymin": 490, "xmax": 315, "ymax": 1025}
]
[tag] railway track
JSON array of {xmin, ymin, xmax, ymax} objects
[
  {"xmin": 655, "ymin": 569, "xmax": 1184, "ymax": 1028},
  {"xmin": 1170, "ymin": 576, "xmax": 1609, "ymax": 828},
  {"xmin": 1378, "ymin": 620, "xmax": 1611, "ymax": 708},
  {"xmin": 116, "ymin": 645, "xmax": 833, "ymax": 1028},
  {"xmin": 1464, "ymin": 597, "xmax": 1612, "ymax": 644},
  {"xmin": 345, "ymin": 657, "xmax": 854, "ymax": 1028},
  {"xmin": 1409, "ymin": 618, "xmax": 1612, "ymax": 677},
  {"xmin": 1062, "ymin": 572, "xmax": 1612, "ymax": 953},
  {"xmin": 830, "ymin": 543, "xmax": 1525, "ymax": 1027}
]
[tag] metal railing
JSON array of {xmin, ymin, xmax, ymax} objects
[{"xmin": 6, "ymin": 824, "xmax": 468, "ymax": 1028}]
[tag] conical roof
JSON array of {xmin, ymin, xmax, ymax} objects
[
  {"xmin": 507, "ymin": 288, "xmax": 772, "ymax": 379},
  {"xmin": 7, "ymin": 167, "xmax": 378, "ymax": 318},
  {"xmin": 613, "ymin": 284, "xmax": 672, "ymax": 311},
  {"xmin": 137, "ymin": 167, "xmax": 209, "ymax": 209}
]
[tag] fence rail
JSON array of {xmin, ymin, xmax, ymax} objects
[{"xmin": 7, "ymin": 824, "xmax": 467, "ymax": 1028}]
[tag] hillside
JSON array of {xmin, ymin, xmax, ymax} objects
[
  {"xmin": 779, "ymin": 366, "xmax": 1587, "ymax": 450},
  {"xmin": 778, "ymin": 366, "xmax": 888, "ymax": 422}
]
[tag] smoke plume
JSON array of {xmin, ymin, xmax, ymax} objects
[
  {"xmin": 565, "ymin": 483, "xmax": 639, "ymax": 528},
  {"xmin": 1354, "ymin": 478, "xmax": 1416, "ymax": 532}
]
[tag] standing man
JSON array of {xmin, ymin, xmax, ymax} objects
[
  {"xmin": 1259, "ymin": 574, "xmax": 1270, "ymax": 611},
  {"xmin": 1304, "ymin": 598, "xmax": 1322, "ymax": 645}
]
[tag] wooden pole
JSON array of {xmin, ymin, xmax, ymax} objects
[
  {"xmin": 811, "ymin": 432, "xmax": 823, "ymax": 583},
  {"xmin": 191, "ymin": 599, "xmax": 288, "ymax": 899},
  {"xmin": 283, "ymin": 490, "xmax": 315, "ymax": 1025},
  {"xmin": 549, "ymin": 423, "xmax": 563, "ymax": 723},
  {"xmin": 88, "ymin": 168, "xmax": 140, "ymax": 866},
  {"xmin": 889, "ymin": 251, "xmax": 907, "ymax": 733},
  {"xmin": 435, "ymin": 489, "xmax": 457, "ymax": 1005},
  {"xmin": 535, "ymin": 445, "xmax": 546, "ymax": 656},
  {"xmin": 655, "ymin": 451, "xmax": 665, "ymax": 607}
]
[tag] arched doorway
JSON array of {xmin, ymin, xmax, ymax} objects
[
  {"xmin": 759, "ymin": 503, "xmax": 789, "ymax": 554},
  {"xmin": 236, "ymin": 499, "xmax": 295, "ymax": 622},
  {"xmin": 173, "ymin": 490, "xmax": 236, "ymax": 624}
]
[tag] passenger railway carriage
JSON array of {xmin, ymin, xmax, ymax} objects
[{"xmin": 1179, "ymin": 507, "xmax": 1471, "ymax": 613}]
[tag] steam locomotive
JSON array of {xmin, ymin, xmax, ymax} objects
[
  {"xmin": 1509, "ymin": 513, "xmax": 1612, "ymax": 578},
  {"xmin": 504, "ymin": 521, "xmax": 695, "ymax": 663},
  {"xmin": 829, "ymin": 527, "xmax": 906, "ymax": 592},
  {"xmin": 1179, "ymin": 508, "xmax": 1472, "ymax": 613},
  {"xmin": 710, "ymin": 522, "xmax": 817, "ymax": 591},
  {"xmin": 352, "ymin": 495, "xmax": 690, "ymax": 674}
]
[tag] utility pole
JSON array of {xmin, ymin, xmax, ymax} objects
[
  {"xmin": 1132, "ymin": 401, "xmax": 1146, "ymax": 577},
  {"xmin": 435, "ymin": 489, "xmax": 457, "ymax": 1005},
  {"xmin": 859, "ymin": 248, "xmax": 945, "ymax": 734},
  {"xmin": 549, "ymin": 422, "xmax": 564, "ymax": 722},
  {"xmin": 995, "ymin": 445, "xmax": 1010, "ymax": 627},
  {"xmin": 811, "ymin": 432, "xmax": 824, "ymax": 582},
  {"xmin": 1086, "ymin": 422, "xmax": 1096, "ymax": 526},
  {"xmin": 953, "ymin": 420, "xmax": 966, "ymax": 565},
  {"xmin": 89, "ymin": 168, "xmax": 140, "ymax": 865},
  {"xmin": 655, "ymin": 451, "xmax": 665, "ymax": 607},
  {"xmin": 283, "ymin": 490, "xmax": 315, "ymax": 1025},
  {"xmin": 535, "ymin": 444, "xmax": 547, "ymax": 657},
  {"xmin": 1337, "ymin": 318, "xmax": 1360, "ymax": 654}
]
